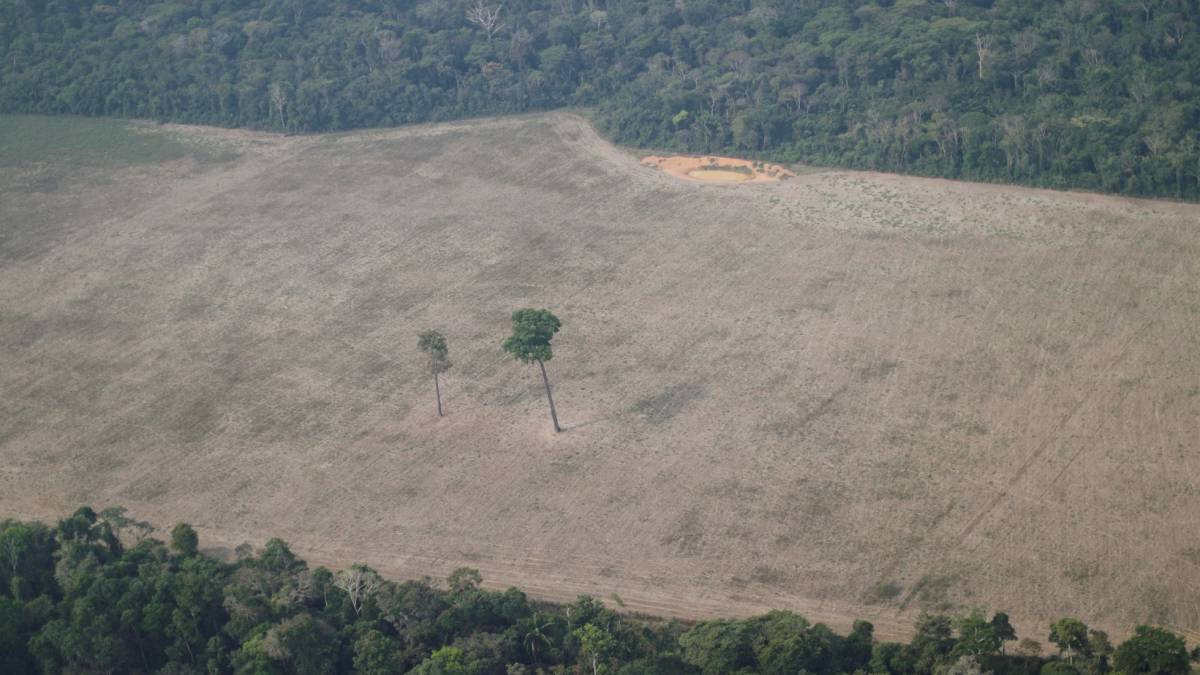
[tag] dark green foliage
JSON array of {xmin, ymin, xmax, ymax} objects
[
  {"xmin": 257, "ymin": 537, "xmax": 304, "ymax": 574},
  {"xmin": 1049, "ymin": 618, "xmax": 1092, "ymax": 662},
  {"xmin": 993, "ymin": 612, "xmax": 1018, "ymax": 647},
  {"xmin": 617, "ymin": 653, "xmax": 698, "ymax": 674},
  {"xmin": 0, "ymin": 594, "xmax": 38, "ymax": 673},
  {"xmin": 0, "ymin": 520, "xmax": 57, "ymax": 601},
  {"xmin": 953, "ymin": 611, "xmax": 1002, "ymax": 658},
  {"xmin": 447, "ymin": 566, "xmax": 482, "ymax": 595},
  {"xmin": 516, "ymin": 612, "xmax": 562, "ymax": 666},
  {"xmin": 502, "ymin": 309, "xmax": 561, "ymax": 365},
  {"xmin": 575, "ymin": 622, "xmax": 618, "ymax": 674},
  {"xmin": 503, "ymin": 308, "xmax": 564, "ymax": 431},
  {"xmin": 352, "ymin": 627, "xmax": 403, "ymax": 674},
  {"xmin": 841, "ymin": 619, "xmax": 875, "ymax": 672},
  {"xmin": 676, "ymin": 611, "xmax": 864, "ymax": 675},
  {"xmin": 1042, "ymin": 619, "xmax": 1118, "ymax": 675},
  {"xmin": 678, "ymin": 619, "xmax": 756, "ymax": 674},
  {"xmin": 0, "ymin": 508, "xmax": 1194, "ymax": 673},
  {"xmin": 1087, "ymin": 629, "xmax": 1115, "ymax": 673},
  {"xmin": 1113, "ymin": 626, "xmax": 1190, "ymax": 675},
  {"xmin": 264, "ymin": 613, "xmax": 340, "ymax": 675},
  {"xmin": 1041, "ymin": 660, "xmax": 1083, "ymax": 675},
  {"xmin": 2, "ymin": 1, "xmax": 1199, "ymax": 199},
  {"xmin": 28, "ymin": 537, "xmax": 226, "ymax": 672},
  {"xmin": 98, "ymin": 506, "xmax": 155, "ymax": 545},
  {"xmin": 408, "ymin": 645, "xmax": 469, "ymax": 674},
  {"xmin": 871, "ymin": 639, "xmax": 918, "ymax": 674},
  {"xmin": 170, "ymin": 523, "xmax": 199, "ymax": 557},
  {"xmin": 418, "ymin": 331, "xmax": 452, "ymax": 375},
  {"xmin": 909, "ymin": 612, "xmax": 958, "ymax": 673},
  {"xmin": 986, "ymin": 653, "xmax": 1047, "ymax": 675}
]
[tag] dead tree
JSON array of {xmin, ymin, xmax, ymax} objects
[
  {"xmin": 335, "ymin": 564, "xmax": 382, "ymax": 616},
  {"xmin": 975, "ymin": 32, "xmax": 992, "ymax": 80},
  {"xmin": 269, "ymin": 83, "xmax": 288, "ymax": 128},
  {"xmin": 466, "ymin": 1, "xmax": 505, "ymax": 42}
]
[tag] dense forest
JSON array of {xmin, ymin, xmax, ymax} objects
[
  {"xmin": 2, "ymin": 0, "xmax": 1199, "ymax": 199},
  {"xmin": 0, "ymin": 508, "xmax": 1195, "ymax": 674}
]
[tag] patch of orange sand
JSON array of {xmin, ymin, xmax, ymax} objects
[{"xmin": 641, "ymin": 155, "xmax": 796, "ymax": 183}]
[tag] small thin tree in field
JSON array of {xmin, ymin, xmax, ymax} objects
[
  {"xmin": 418, "ymin": 330, "xmax": 451, "ymax": 417},
  {"xmin": 502, "ymin": 308, "xmax": 562, "ymax": 432}
]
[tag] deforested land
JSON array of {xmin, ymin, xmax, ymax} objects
[{"xmin": 1, "ymin": 112, "xmax": 1199, "ymax": 645}]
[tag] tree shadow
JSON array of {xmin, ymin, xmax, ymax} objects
[{"xmin": 561, "ymin": 410, "xmax": 628, "ymax": 432}]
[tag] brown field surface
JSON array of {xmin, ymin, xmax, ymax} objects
[{"xmin": 2, "ymin": 112, "xmax": 1199, "ymax": 643}]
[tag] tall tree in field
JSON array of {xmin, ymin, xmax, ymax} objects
[
  {"xmin": 418, "ymin": 330, "xmax": 451, "ymax": 417},
  {"xmin": 502, "ymin": 309, "xmax": 563, "ymax": 432}
]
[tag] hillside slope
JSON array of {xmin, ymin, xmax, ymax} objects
[{"xmin": 1, "ymin": 113, "xmax": 1198, "ymax": 640}]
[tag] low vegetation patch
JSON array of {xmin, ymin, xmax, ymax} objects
[
  {"xmin": 0, "ymin": 115, "xmax": 215, "ymax": 168},
  {"xmin": 869, "ymin": 580, "xmax": 904, "ymax": 603}
]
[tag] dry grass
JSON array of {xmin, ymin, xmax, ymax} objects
[{"xmin": 2, "ymin": 112, "xmax": 1199, "ymax": 642}]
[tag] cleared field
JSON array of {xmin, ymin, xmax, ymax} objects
[{"xmin": 1, "ymin": 113, "xmax": 1198, "ymax": 642}]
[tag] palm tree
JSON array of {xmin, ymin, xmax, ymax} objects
[{"xmin": 522, "ymin": 614, "xmax": 555, "ymax": 665}]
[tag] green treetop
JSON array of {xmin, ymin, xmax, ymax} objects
[{"xmin": 502, "ymin": 309, "xmax": 563, "ymax": 432}]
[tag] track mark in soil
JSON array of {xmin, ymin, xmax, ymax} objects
[
  {"xmin": 887, "ymin": 315, "xmax": 1161, "ymax": 614},
  {"xmin": 952, "ymin": 317, "xmax": 1155, "ymax": 547}
]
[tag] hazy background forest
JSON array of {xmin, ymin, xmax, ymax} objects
[{"xmin": 2, "ymin": 0, "xmax": 1199, "ymax": 198}]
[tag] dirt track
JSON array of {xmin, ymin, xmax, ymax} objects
[{"xmin": 2, "ymin": 112, "xmax": 1199, "ymax": 644}]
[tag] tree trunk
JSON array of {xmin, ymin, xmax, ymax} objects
[
  {"xmin": 537, "ymin": 359, "xmax": 561, "ymax": 432},
  {"xmin": 434, "ymin": 372, "xmax": 443, "ymax": 417}
]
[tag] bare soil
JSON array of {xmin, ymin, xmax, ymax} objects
[
  {"xmin": 2, "ymin": 112, "xmax": 1199, "ymax": 643},
  {"xmin": 642, "ymin": 154, "xmax": 796, "ymax": 183}
]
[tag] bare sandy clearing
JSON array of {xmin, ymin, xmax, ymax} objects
[
  {"xmin": 642, "ymin": 154, "xmax": 796, "ymax": 183},
  {"xmin": 688, "ymin": 169, "xmax": 753, "ymax": 183},
  {"xmin": 1, "ymin": 112, "xmax": 1199, "ymax": 644}
]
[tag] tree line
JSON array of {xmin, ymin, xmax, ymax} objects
[
  {"xmin": 0, "ymin": 508, "xmax": 1194, "ymax": 674},
  {"xmin": 2, "ymin": 1, "xmax": 1198, "ymax": 199}
]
